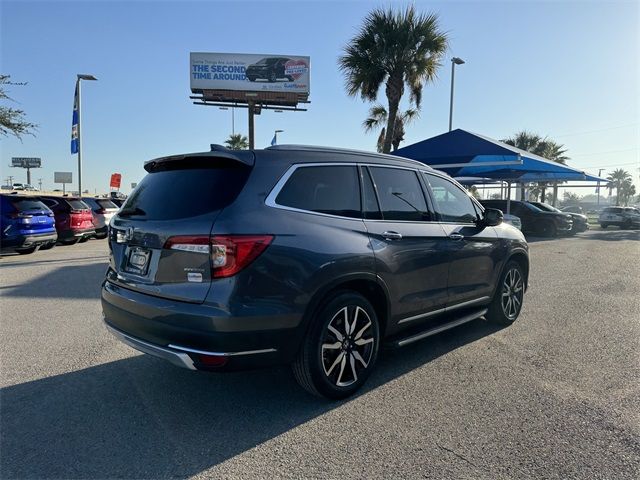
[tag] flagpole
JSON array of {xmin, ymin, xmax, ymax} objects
[
  {"xmin": 74, "ymin": 74, "xmax": 97, "ymax": 197},
  {"xmin": 77, "ymin": 78, "xmax": 82, "ymax": 197}
]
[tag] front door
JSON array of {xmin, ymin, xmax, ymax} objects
[
  {"xmin": 423, "ymin": 172, "xmax": 502, "ymax": 307},
  {"xmin": 362, "ymin": 166, "xmax": 451, "ymax": 329}
]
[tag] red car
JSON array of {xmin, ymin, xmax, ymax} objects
[{"xmin": 39, "ymin": 196, "xmax": 96, "ymax": 244}]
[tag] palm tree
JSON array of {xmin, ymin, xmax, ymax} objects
[
  {"xmin": 363, "ymin": 104, "xmax": 420, "ymax": 152},
  {"xmin": 502, "ymin": 131, "xmax": 568, "ymax": 203},
  {"xmin": 606, "ymin": 169, "xmax": 633, "ymax": 205},
  {"xmin": 339, "ymin": 6, "xmax": 448, "ymax": 153},
  {"xmin": 224, "ymin": 133, "xmax": 248, "ymax": 150}
]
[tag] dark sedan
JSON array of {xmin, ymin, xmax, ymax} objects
[{"xmin": 529, "ymin": 202, "xmax": 589, "ymax": 233}]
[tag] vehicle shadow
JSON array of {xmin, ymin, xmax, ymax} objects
[
  {"xmin": 0, "ymin": 262, "xmax": 108, "ymax": 299},
  {"xmin": 0, "ymin": 319, "xmax": 502, "ymax": 479},
  {"xmin": 525, "ymin": 229, "xmax": 639, "ymax": 243}
]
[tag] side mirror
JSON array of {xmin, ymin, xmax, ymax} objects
[{"xmin": 482, "ymin": 208, "xmax": 503, "ymax": 227}]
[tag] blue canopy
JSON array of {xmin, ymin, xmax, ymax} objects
[{"xmin": 394, "ymin": 129, "xmax": 607, "ymax": 183}]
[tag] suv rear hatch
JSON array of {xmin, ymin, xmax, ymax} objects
[
  {"xmin": 107, "ymin": 151, "xmax": 254, "ymax": 303},
  {"xmin": 65, "ymin": 199, "xmax": 94, "ymax": 230},
  {"xmin": 4, "ymin": 197, "xmax": 55, "ymax": 236}
]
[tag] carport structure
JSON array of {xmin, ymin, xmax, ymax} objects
[{"xmin": 393, "ymin": 129, "xmax": 607, "ymax": 213}]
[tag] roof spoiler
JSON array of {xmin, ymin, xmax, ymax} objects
[{"xmin": 144, "ymin": 147, "xmax": 255, "ymax": 172}]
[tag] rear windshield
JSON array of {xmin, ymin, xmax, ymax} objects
[
  {"xmin": 604, "ymin": 208, "xmax": 622, "ymax": 213},
  {"xmin": 8, "ymin": 198, "xmax": 49, "ymax": 212},
  {"xmin": 67, "ymin": 200, "xmax": 89, "ymax": 211},
  {"xmin": 122, "ymin": 166, "xmax": 250, "ymax": 220},
  {"xmin": 97, "ymin": 199, "xmax": 118, "ymax": 209}
]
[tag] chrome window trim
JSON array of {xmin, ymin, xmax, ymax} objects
[{"xmin": 398, "ymin": 296, "xmax": 491, "ymax": 324}]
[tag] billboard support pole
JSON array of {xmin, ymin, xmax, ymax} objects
[
  {"xmin": 248, "ymin": 101, "xmax": 255, "ymax": 149},
  {"xmin": 26, "ymin": 167, "xmax": 31, "ymax": 186}
]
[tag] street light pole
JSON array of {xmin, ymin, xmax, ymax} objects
[
  {"xmin": 448, "ymin": 57, "xmax": 465, "ymax": 132},
  {"xmin": 75, "ymin": 74, "xmax": 97, "ymax": 196}
]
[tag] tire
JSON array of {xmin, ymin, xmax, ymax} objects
[
  {"xmin": 94, "ymin": 232, "xmax": 108, "ymax": 240},
  {"xmin": 600, "ymin": 224, "xmax": 608, "ymax": 229},
  {"xmin": 78, "ymin": 236, "xmax": 89, "ymax": 243},
  {"xmin": 16, "ymin": 246, "xmax": 38, "ymax": 255},
  {"xmin": 39, "ymin": 242, "xmax": 55, "ymax": 250},
  {"xmin": 247, "ymin": 76, "xmax": 256, "ymax": 82},
  {"xmin": 293, "ymin": 291, "xmax": 380, "ymax": 399},
  {"xmin": 486, "ymin": 261, "xmax": 525, "ymax": 325}
]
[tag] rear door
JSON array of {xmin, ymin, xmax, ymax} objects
[
  {"xmin": 423, "ymin": 172, "xmax": 501, "ymax": 306},
  {"xmin": 107, "ymin": 156, "xmax": 251, "ymax": 303},
  {"xmin": 362, "ymin": 165, "xmax": 450, "ymax": 326}
]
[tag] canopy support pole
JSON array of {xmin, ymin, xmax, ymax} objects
[{"xmin": 506, "ymin": 182, "xmax": 511, "ymax": 214}]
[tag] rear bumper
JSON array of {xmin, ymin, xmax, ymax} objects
[
  {"xmin": 101, "ymin": 280, "xmax": 300, "ymax": 371},
  {"xmin": 58, "ymin": 228, "xmax": 96, "ymax": 240},
  {"xmin": 1, "ymin": 232, "xmax": 57, "ymax": 251}
]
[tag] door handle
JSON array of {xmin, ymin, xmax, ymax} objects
[
  {"xmin": 382, "ymin": 231, "xmax": 403, "ymax": 241},
  {"xmin": 449, "ymin": 233, "xmax": 464, "ymax": 241}
]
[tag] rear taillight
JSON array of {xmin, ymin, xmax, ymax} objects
[
  {"xmin": 210, "ymin": 235, "xmax": 274, "ymax": 278},
  {"xmin": 163, "ymin": 234, "xmax": 274, "ymax": 278},
  {"xmin": 9, "ymin": 213, "xmax": 32, "ymax": 219}
]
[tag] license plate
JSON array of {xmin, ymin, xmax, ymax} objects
[{"xmin": 125, "ymin": 247, "xmax": 151, "ymax": 275}]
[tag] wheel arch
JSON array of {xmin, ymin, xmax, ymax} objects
[{"xmin": 301, "ymin": 273, "xmax": 391, "ymax": 340}]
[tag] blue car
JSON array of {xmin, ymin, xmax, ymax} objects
[{"xmin": 1, "ymin": 194, "xmax": 57, "ymax": 254}]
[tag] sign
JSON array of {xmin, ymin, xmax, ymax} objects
[
  {"xmin": 110, "ymin": 173, "xmax": 122, "ymax": 189},
  {"xmin": 54, "ymin": 172, "xmax": 73, "ymax": 184},
  {"xmin": 12, "ymin": 157, "xmax": 41, "ymax": 168},
  {"xmin": 190, "ymin": 52, "xmax": 310, "ymax": 96}
]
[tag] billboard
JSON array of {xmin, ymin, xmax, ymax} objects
[
  {"xmin": 12, "ymin": 157, "xmax": 41, "ymax": 168},
  {"xmin": 54, "ymin": 172, "xmax": 73, "ymax": 184},
  {"xmin": 190, "ymin": 52, "xmax": 310, "ymax": 96},
  {"xmin": 110, "ymin": 173, "xmax": 122, "ymax": 189}
]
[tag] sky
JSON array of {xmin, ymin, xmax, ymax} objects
[{"xmin": 1, "ymin": 0, "xmax": 638, "ymax": 196}]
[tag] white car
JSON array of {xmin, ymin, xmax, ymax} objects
[
  {"xmin": 599, "ymin": 207, "xmax": 640, "ymax": 229},
  {"xmin": 81, "ymin": 197, "xmax": 119, "ymax": 239}
]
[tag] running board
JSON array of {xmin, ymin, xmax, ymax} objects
[{"xmin": 391, "ymin": 308, "xmax": 488, "ymax": 348}]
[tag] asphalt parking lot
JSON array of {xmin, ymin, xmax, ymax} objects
[{"xmin": 1, "ymin": 229, "xmax": 639, "ymax": 479}]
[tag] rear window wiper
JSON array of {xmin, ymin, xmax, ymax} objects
[{"xmin": 118, "ymin": 207, "xmax": 146, "ymax": 217}]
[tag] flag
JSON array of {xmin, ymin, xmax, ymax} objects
[
  {"xmin": 270, "ymin": 134, "xmax": 277, "ymax": 146},
  {"xmin": 71, "ymin": 82, "xmax": 79, "ymax": 154}
]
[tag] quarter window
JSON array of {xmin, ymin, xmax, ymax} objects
[
  {"xmin": 368, "ymin": 167, "xmax": 429, "ymax": 221},
  {"xmin": 424, "ymin": 173, "xmax": 478, "ymax": 223},
  {"xmin": 275, "ymin": 165, "xmax": 361, "ymax": 218}
]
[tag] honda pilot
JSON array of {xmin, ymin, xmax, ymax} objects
[{"xmin": 102, "ymin": 145, "xmax": 529, "ymax": 399}]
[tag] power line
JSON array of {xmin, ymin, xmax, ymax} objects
[
  {"xmin": 570, "ymin": 147, "xmax": 638, "ymax": 157},
  {"xmin": 554, "ymin": 122, "xmax": 638, "ymax": 138}
]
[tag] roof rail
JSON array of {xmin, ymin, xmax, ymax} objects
[{"xmin": 266, "ymin": 144, "xmax": 426, "ymax": 167}]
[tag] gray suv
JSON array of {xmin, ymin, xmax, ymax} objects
[{"xmin": 102, "ymin": 145, "xmax": 529, "ymax": 398}]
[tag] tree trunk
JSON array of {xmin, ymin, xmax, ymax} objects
[
  {"xmin": 540, "ymin": 185, "xmax": 546, "ymax": 203},
  {"xmin": 383, "ymin": 74, "xmax": 404, "ymax": 154}
]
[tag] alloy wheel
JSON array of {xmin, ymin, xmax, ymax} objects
[
  {"xmin": 321, "ymin": 306, "xmax": 375, "ymax": 387},
  {"xmin": 501, "ymin": 268, "xmax": 524, "ymax": 320}
]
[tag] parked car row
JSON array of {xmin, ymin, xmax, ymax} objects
[
  {"xmin": 479, "ymin": 199, "xmax": 588, "ymax": 237},
  {"xmin": 1, "ymin": 193, "xmax": 120, "ymax": 255},
  {"xmin": 599, "ymin": 207, "xmax": 640, "ymax": 229}
]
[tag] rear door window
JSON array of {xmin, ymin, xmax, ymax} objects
[
  {"xmin": 368, "ymin": 167, "xmax": 429, "ymax": 221},
  {"xmin": 275, "ymin": 165, "xmax": 361, "ymax": 218},
  {"xmin": 122, "ymin": 165, "xmax": 250, "ymax": 220}
]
